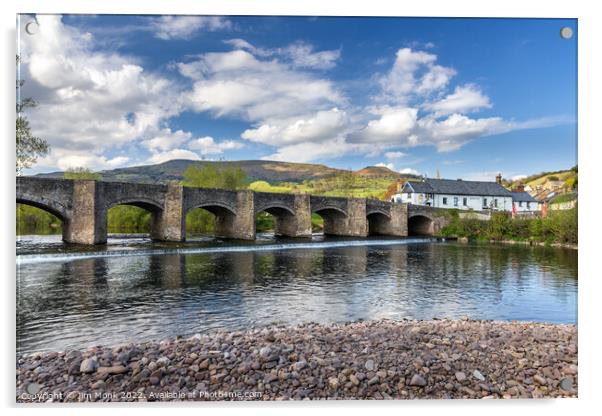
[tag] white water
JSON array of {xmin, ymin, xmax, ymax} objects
[{"xmin": 17, "ymin": 238, "xmax": 435, "ymax": 265}]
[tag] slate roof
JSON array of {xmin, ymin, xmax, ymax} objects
[
  {"xmin": 511, "ymin": 191, "xmax": 538, "ymax": 203},
  {"xmin": 402, "ymin": 178, "xmax": 512, "ymax": 197}
]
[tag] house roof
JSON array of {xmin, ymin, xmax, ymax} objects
[
  {"xmin": 511, "ymin": 191, "xmax": 538, "ymax": 203},
  {"xmin": 403, "ymin": 178, "xmax": 512, "ymax": 197}
]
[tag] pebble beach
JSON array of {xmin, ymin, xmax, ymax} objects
[{"xmin": 16, "ymin": 319, "xmax": 578, "ymax": 402}]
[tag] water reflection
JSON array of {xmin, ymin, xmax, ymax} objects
[{"xmin": 16, "ymin": 242, "xmax": 577, "ymax": 354}]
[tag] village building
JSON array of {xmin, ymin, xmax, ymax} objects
[
  {"xmin": 510, "ymin": 191, "xmax": 539, "ymax": 212},
  {"xmin": 391, "ymin": 174, "xmax": 514, "ymax": 211},
  {"xmin": 510, "ymin": 184, "xmax": 540, "ymax": 212}
]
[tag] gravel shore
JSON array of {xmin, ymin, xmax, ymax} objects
[{"xmin": 16, "ymin": 319, "xmax": 577, "ymax": 402}]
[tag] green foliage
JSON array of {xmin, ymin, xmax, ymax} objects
[
  {"xmin": 64, "ymin": 167, "xmax": 102, "ymax": 180},
  {"xmin": 186, "ymin": 209, "xmax": 215, "ymax": 235},
  {"xmin": 440, "ymin": 207, "xmax": 577, "ymax": 245},
  {"xmin": 547, "ymin": 175, "xmax": 560, "ymax": 182},
  {"xmin": 183, "ymin": 164, "xmax": 247, "ymax": 190},
  {"xmin": 255, "ymin": 212, "xmax": 275, "ymax": 232},
  {"xmin": 311, "ymin": 213, "xmax": 324, "ymax": 232},
  {"xmin": 16, "ymin": 55, "xmax": 49, "ymax": 174},
  {"xmin": 16, "ymin": 204, "xmax": 61, "ymax": 235},
  {"xmin": 107, "ymin": 206, "xmax": 151, "ymax": 233}
]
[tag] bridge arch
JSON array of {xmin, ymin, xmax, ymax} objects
[
  {"xmin": 185, "ymin": 202, "xmax": 238, "ymax": 239},
  {"xmin": 16, "ymin": 196, "xmax": 69, "ymax": 222},
  {"xmin": 366, "ymin": 211, "xmax": 391, "ymax": 235},
  {"xmin": 408, "ymin": 214, "xmax": 435, "ymax": 236},
  {"xmin": 255, "ymin": 204, "xmax": 297, "ymax": 237},
  {"xmin": 312, "ymin": 206, "xmax": 348, "ymax": 235}
]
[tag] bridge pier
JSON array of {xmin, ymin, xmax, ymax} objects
[
  {"xmin": 64, "ymin": 180, "xmax": 106, "ymax": 245},
  {"xmin": 367, "ymin": 203, "xmax": 408, "ymax": 236},
  {"xmin": 151, "ymin": 184, "xmax": 185, "ymax": 242},
  {"xmin": 215, "ymin": 190, "xmax": 255, "ymax": 240},
  {"xmin": 273, "ymin": 194, "xmax": 312, "ymax": 238},
  {"xmin": 323, "ymin": 198, "xmax": 368, "ymax": 237}
]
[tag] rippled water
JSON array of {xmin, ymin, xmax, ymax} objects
[{"xmin": 16, "ymin": 235, "xmax": 577, "ymax": 354}]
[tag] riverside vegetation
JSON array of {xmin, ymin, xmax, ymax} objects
[{"xmin": 440, "ymin": 209, "xmax": 577, "ymax": 246}]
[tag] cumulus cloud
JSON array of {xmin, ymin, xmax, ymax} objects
[
  {"xmin": 281, "ymin": 42, "xmax": 341, "ymax": 70},
  {"xmin": 20, "ymin": 15, "xmax": 189, "ymax": 170},
  {"xmin": 384, "ymin": 151, "xmax": 406, "ymax": 160},
  {"xmin": 378, "ymin": 48, "xmax": 456, "ymax": 103},
  {"xmin": 425, "ymin": 84, "xmax": 492, "ymax": 116},
  {"xmin": 188, "ymin": 136, "xmax": 244, "ymax": 154},
  {"xmin": 147, "ymin": 148, "xmax": 200, "ymax": 164},
  {"xmin": 152, "ymin": 16, "xmax": 231, "ymax": 40},
  {"xmin": 241, "ymin": 108, "xmax": 348, "ymax": 146},
  {"xmin": 399, "ymin": 167, "xmax": 420, "ymax": 175},
  {"xmin": 261, "ymin": 138, "xmax": 353, "ymax": 163},
  {"xmin": 352, "ymin": 106, "xmax": 418, "ymax": 144},
  {"xmin": 178, "ymin": 49, "xmax": 344, "ymax": 121},
  {"xmin": 375, "ymin": 162, "xmax": 419, "ymax": 176},
  {"xmin": 37, "ymin": 149, "xmax": 130, "ymax": 171}
]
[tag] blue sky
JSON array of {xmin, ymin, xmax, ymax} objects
[{"xmin": 18, "ymin": 15, "xmax": 576, "ymax": 181}]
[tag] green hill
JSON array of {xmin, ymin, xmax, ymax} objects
[{"xmin": 36, "ymin": 159, "xmax": 412, "ymax": 184}]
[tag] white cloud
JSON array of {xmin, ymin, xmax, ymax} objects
[
  {"xmin": 425, "ymin": 84, "xmax": 492, "ymax": 116},
  {"xmin": 375, "ymin": 162, "xmax": 419, "ymax": 175},
  {"xmin": 417, "ymin": 113, "xmax": 504, "ymax": 152},
  {"xmin": 281, "ymin": 42, "xmax": 341, "ymax": 70},
  {"xmin": 399, "ymin": 167, "xmax": 420, "ymax": 175},
  {"xmin": 354, "ymin": 106, "xmax": 418, "ymax": 143},
  {"xmin": 37, "ymin": 149, "xmax": 130, "ymax": 171},
  {"xmin": 242, "ymin": 108, "xmax": 348, "ymax": 146},
  {"xmin": 178, "ymin": 49, "xmax": 344, "ymax": 122},
  {"xmin": 512, "ymin": 174, "xmax": 527, "ymax": 181},
  {"xmin": 261, "ymin": 137, "xmax": 352, "ymax": 163},
  {"xmin": 152, "ymin": 16, "xmax": 231, "ymax": 40},
  {"xmin": 147, "ymin": 148, "xmax": 200, "ymax": 164},
  {"xmin": 375, "ymin": 162, "xmax": 395, "ymax": 171},
  {"xmin": 143, "ymin": 129, "xmax": 192, "ymax": 151},
  {"xmin": 378, "ymin": 48, "xmax": 456, "ymax": 103},
  {"xmin": 188, "ymin": 136, "xmax": 244, "ymax": 154},
  {"xmin": 20, "ymin": 15, "xmax": 187, "ymax": 170},
  {"xmin": 384, "ymin": 151, "xmax": 406, "ymax": 159}
]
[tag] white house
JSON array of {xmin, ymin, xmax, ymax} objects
[
  {"xmin": 510, "ymin": 191, "xmax": 540, "ymax": 212},
  {"xmin": 390, "ymin": 177, "xmax": 514, "ymax": 211}
]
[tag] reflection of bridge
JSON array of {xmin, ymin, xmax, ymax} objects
[{"xmin": 16, "ymin": 177, "xmax": 450, "ymax": 244}]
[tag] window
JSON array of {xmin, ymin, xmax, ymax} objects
[
  {"xmin": 494, "ymin": 199, "xmax": 498, "ymax": 208},
  {"xmin": 453, "ymin": 197, "xmax": 458, "ymax": 207},
  {"xmin": 519, "ymin": 201, "xmax": 523, "ymax": 207},
  {"xmin": 527, "ymin": 202, "xmax": 531, "ymax": 210},
  {"xmin": 463, "ymin": 197, "xmax": 467, "ymax": 206},
  {"xmin": 442, "ymin": 197, "xmax": 448, "ymax": 205},
  {"xmin": 483, "ymin": 198, "xmax": 488, "ymax": 208}
]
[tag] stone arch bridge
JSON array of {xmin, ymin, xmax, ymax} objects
[{"xmin": 16, "ymin": 177, "xmax": 451, "ymax": 244}]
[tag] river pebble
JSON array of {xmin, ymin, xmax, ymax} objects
[{"xmin": 16, "ymin": 319, "xmax": 577, "ymax": 402}]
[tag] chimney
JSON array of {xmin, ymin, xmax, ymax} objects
[{"xmin": 495, "ymin": 173, "xmax": 502, "ymax": 184}]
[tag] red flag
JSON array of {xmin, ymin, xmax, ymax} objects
[{"xmin": 512, "ymin": 201, "xmax": 517, "ymax": 218}]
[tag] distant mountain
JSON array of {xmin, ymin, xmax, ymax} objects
[{"xmin": 35, "ymin": 159, "xmax": 413, "ymax": 184}]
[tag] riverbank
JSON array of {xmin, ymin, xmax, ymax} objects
[
  {"xmin": 16, "ymin": 319, "xmax": 577, "ymax": 402},
  {"xmin": 455, "ymin": 237, "xmax": 578, "ymax": 250}
]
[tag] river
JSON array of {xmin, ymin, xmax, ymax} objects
[{"xmin": 16, "ymin": 234, "xmax": 577, "ymax": 355}]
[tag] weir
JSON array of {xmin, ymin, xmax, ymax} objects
[{"xmin": 16, "ymin": 177, "xmax": 450, "ymax": 244}]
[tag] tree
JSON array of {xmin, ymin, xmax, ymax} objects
[
  {"xmin": 183, "ymin": 163, "xmax": 248, "ymax": 235},
  {"xmin": 16, "ymin": 55, "xmax": 49, "ymax": 174},
  {"xmin": 182, "ymin": 163, "xmax": 247, "ymax": 190},
  {"xmin": 64, "ymin": 167, "xmax": 102, "ymax": 180}
]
